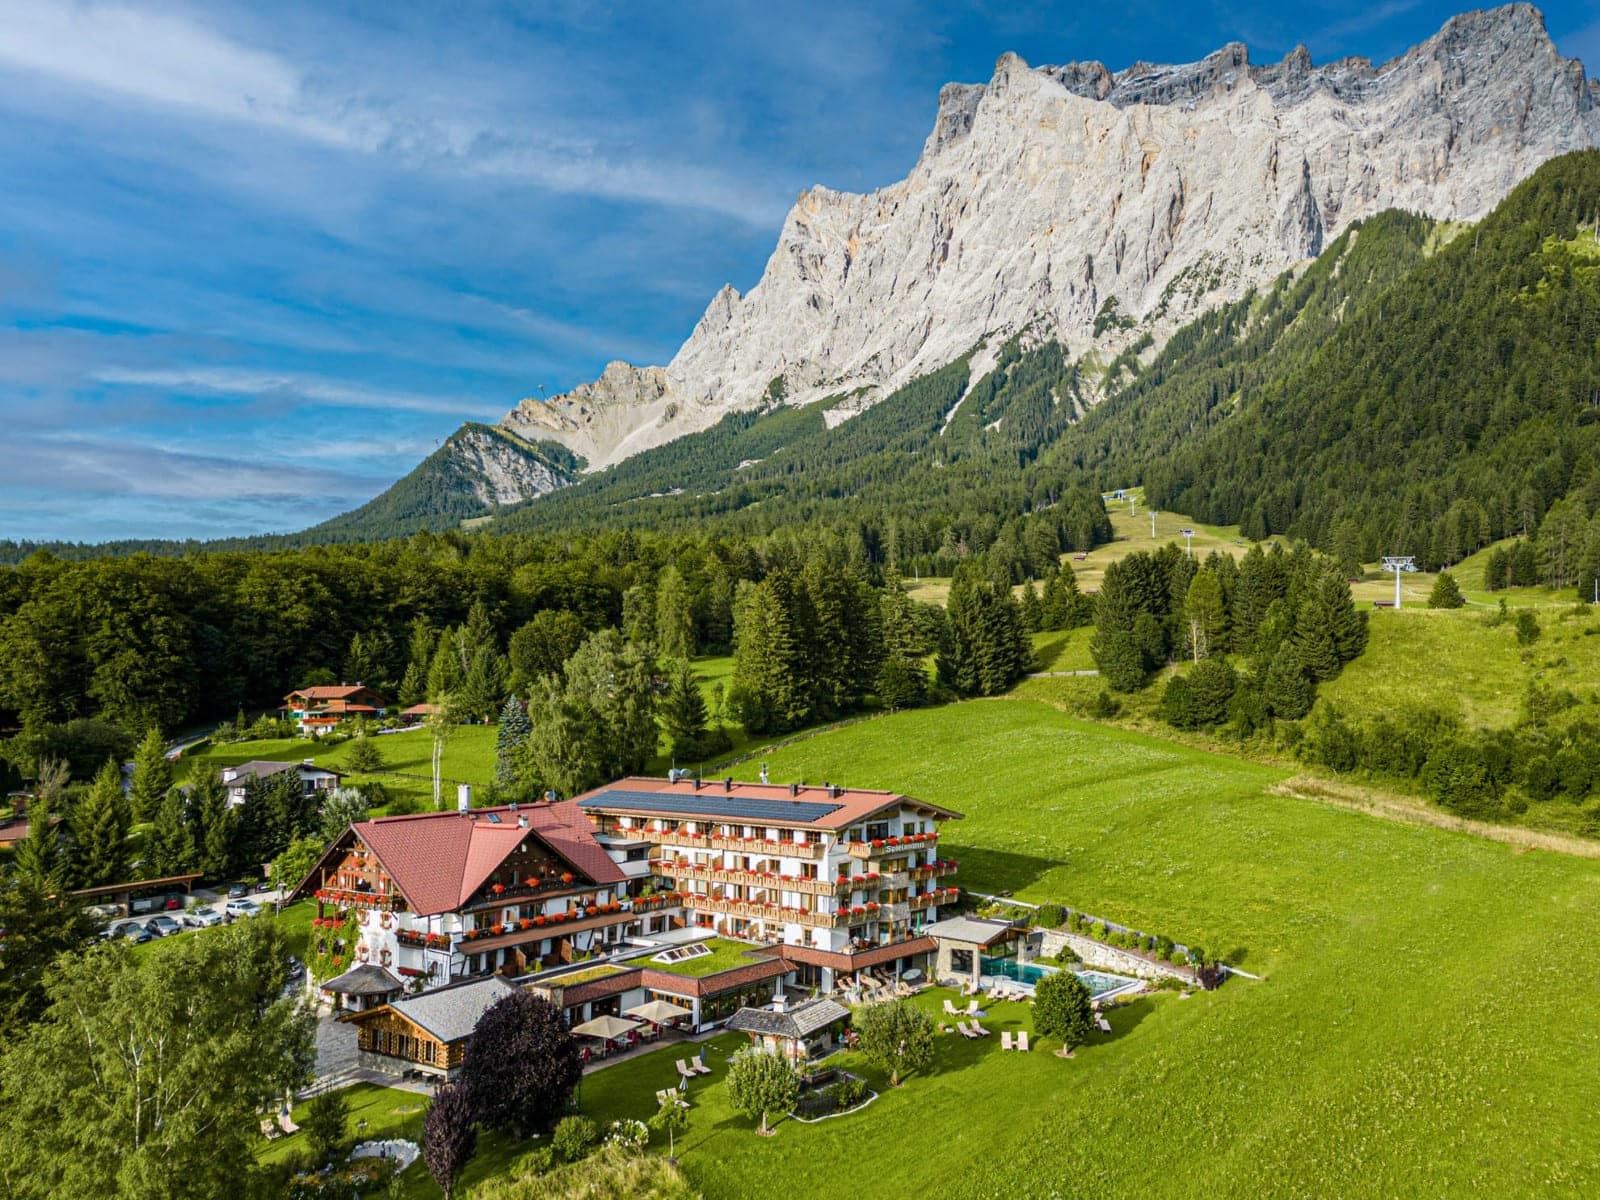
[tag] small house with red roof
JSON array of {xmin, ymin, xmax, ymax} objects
[{"xmin": 281, "ymin": 684, "xmax": 388, "ymax": 734}]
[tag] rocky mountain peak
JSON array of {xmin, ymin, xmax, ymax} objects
[{"xmin": 501, "ymin": 5, "xmax": 1598, "ymax": 476}]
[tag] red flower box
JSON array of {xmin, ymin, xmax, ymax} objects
[
  {"xmin": 519, "ymin": 918, "xmax": 533, "ymax": 930},
  {"xmin": 524, "ymin": 877, "xmax": 540, "ymax": 889},
  {"xmin": 560, "ymin": 873, "xmax": 574, "ymax": 885},
  {"xmin": 492, "ymin": 883, "xmax": 505, "ymax": 895},
  {"xmin": 533, "ymin": 916, "xmax": 546, "ymax": 927}
]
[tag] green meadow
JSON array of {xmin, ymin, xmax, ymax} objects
[{"xmin": 271, "ymin": 701, "xmax": 1600, "ymax": 1198}]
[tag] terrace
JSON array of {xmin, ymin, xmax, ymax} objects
[{"xmin": 641, "ymin": 937, "xmax": 774, "ymax": 979}]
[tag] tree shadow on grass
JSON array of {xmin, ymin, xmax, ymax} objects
[
  {"xmin": 1098, "ymin": 996, "xmax": 1157, "ymax": 1041},
  {"xmin": 942, "ymin": 845, "xmax": 1064, "ymax": 897}
]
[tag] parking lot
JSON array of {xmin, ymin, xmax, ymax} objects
[{"xmin": 102, "ymin": 883, "xmax": 290, "ymax": 944}]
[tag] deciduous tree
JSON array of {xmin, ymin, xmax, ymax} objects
[
  {"xmin": 1033, "ymin": 970, "xmax": 1094, "ymax": 1053},
  {"xmin": 854, "ymin": 999, "xmax": 935, "ymax": 1087},
  {"xmin": 725, "ymin": 1048, "xmax": 800, "ymax": 1134},
  {"xmin": 460, "ymin": 991, "xmax": 581, "ymax": 1138},
  {"xmin": 424, "ymin": 1082, "xmax": 478, "ymax": 1200}
]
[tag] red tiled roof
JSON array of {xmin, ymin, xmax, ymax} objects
[
  {"xmin": 285, "ymin": 685, "xmax": 387, "ymax": 703},
  {"xmin": 575, "ymin": 776, "xmax": 962, "ymax": 831},
  {"xmin": 638, "ymin": 956, "xmax": 791, "ymax": 998},
  {"xmin": 560, "ymin": 969, "xmax": 645, "ymax": 1006},
  {"xmin": 348, "ymin": 801, "xmax": 626, "ymax": 918},
  {"xmin": 777, "ymin": 936, "xmax": 937, "ymax": 973}
]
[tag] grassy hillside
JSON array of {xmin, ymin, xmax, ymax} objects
[{"xmin": 669, "ymin": 702, "xmax": 1600, "ymax": 1198}]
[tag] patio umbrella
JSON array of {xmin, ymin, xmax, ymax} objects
[
  {"xmin": 624, "ymin": 999, "xmax": 692, "ymax": 1024},
  {"xmin": 571, "ymin": 1014, "xmax": 643, "ymax": 1040}
]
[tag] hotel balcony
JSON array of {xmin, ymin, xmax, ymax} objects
[
  {"xmin": 313, "ymin": 887, "xmax": 403, "ymax": 913},
  {"xmin": 909, "ymin": 860, "xmax": 958, "ymax": 882},
  {"xmin": 653, "ymin": 861, "xmax": 840, "ymax": 896},
  {"xmin": 844, "ymin": 833, "xmax": 941, "ymax": 860},
  {"xmin": 684, "ymin": 894, "xmax": 849, "ymax": 929},
  {"xmin": 633, "ymin": 828, "xmax": 827, "ymax": 859}
]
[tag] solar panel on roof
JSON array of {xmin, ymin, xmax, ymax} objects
[
  {"xmin": 485, "ymin": 813, "xmax": 501, "ymax": 823},
  {"xmin": 577, "ymin": 789, "xmax": 842, "ymax": 822}
]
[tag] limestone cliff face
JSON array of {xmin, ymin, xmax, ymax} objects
[{"xmin": 502, "ymin": 4, "xmax": 1599, "ymax": 470}]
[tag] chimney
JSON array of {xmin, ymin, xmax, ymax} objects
[
  {"xmin": 693, "ymin": 775, "xmax": 702, "ymax": 791},
  {"xmin": 457, "ymin": 784, "xmax": 471, "ymax": 815},
  {"xmin": 788, "ymin": 783, "xmax": 798, "ymax": 797},
  {"xmin": 723, "ymin": 777, "xmax": 732, "ymax": 792},
  {"xmin": 829, "ymin": 785, "xmax": 841, "ymax": 799},
  {"xmin": 517, "ymin": 815, "xmax": 528, "ymax": 829}
]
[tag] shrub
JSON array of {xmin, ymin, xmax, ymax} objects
[
  {"xmin": 1168, "ymin": 950, "xmax": 1188, "ymax": 966},
  {"xmin": 605, "ymin": 1119, "xmax": 649, "ymax": 1152},
  {"xmin": 1091, "ymin": 922, "xmax": 1108, "ymax": 941},
  {"xmin": 1036, "ymin": 903, "xmax": 1066, "ymax": 929},
  {"xmin": 552, "ymin": 1116, "xmax": 598, "ymax": 1163},
  {"xmin": 834, "ymin": 1075, "xmax": 870, "ymax": 1108},
  {"xmin": 1033, "ymin": 971, "xmax": 1095, "ymax": 1050},
  {"xmin": 1516, "ymin": 610, "xmax": 1541, "ymax": 645},
  {"xmin": 1052, "ymin": 944, "xmax": 1081, "ymax": 965}
]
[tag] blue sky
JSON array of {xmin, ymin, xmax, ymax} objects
[{"xmin": 2, "ymin": 1, "xmax": 1598, "ymax": 543}]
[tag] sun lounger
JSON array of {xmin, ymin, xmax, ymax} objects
[
  {"xmin": 1016, "ymin": 1031, "xmax": 1029, "ymax": 1052},
  {"xmin": 676, "ymin": 1059, "xmax": 696, "ymax": 1080},
  {"xmin": 260, "ymin": 1118, "xmax": 282, "ymax": 1140},
  {"xmin": 691, "ymin": 1053, "xmax": 712, "ymax": 1075},
  {"xmin": 956, "ymin": 1021, "xmax": 979, "ymax": 1039},
  {"xmin": 972, "ymin": 1022, "xmax": 991, "ymax": 1036},
  {"xmin": 1000, "ymin": 1031, "xmax": 1015, "ymax": 1050},
  {"xmin": 1097, "ymin": 1016, "xmax": 1112, "ymax": 1033},
  {"xmin": 964, "ymin": 1000, "xmax": 981, "ymax": 1016},
  {"xmin": 944, "ymin": 998, "xmax": 961, "ymax": 1016},
  {"xmin": 277, "ymin": 1112, "xmax": 300, "ymax": 1135}
]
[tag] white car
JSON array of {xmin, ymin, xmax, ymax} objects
[
  {"xmin": 223, "ymin": 899, "xmax": 261, "ymax": 919},
  {"xmin": 182, "ymin": 906, "xmax": 225, "ymax": 929}
]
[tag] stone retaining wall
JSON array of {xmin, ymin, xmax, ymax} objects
[{"xmin": 1036, "ymin": 930, "xmax": 1194, "ymax": 984}]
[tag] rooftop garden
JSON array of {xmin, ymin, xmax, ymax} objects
[
  {"xmin": 642, "ymin": 937, "xmax": 769, "ymax": 979},
  {"xmin": 546, "ymin": 962, "xmax": 632, "ymax": 988}
]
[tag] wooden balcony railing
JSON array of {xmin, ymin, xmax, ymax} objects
[
  {"xmin": 653, "ymin": 861, "xmax": 838, "ymax": 896},
  {"xmin": 684, "ymin": 894, "xmax": 848, "ymax": 929},
  {"xmin": 632, "ymin": 829, "xmax": 827, "ymax": 859}
]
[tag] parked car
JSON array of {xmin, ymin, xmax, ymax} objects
[
  {"xmin": 224, "ymin": 898, "xmax": 260, "ymax": 919},
  {"xmin": 182, "ymin": 906, "xmax": 224, "ymax": 929},
  {"xmin": 164, "ymin": 895, "xmax": 185, "ymax": 911},
  {"xmin": 255, "ymin": 879, "xmax": 274, "ymax": 894},
  {"xmin": 118, "ymin": 922, "xmax": 153, "ymax": 944},
  {"xmin": 84, "ymin": 903, "xmax": 120, "ymax": 920},
  {"xmin": 226, "ymin": 883, "xmax": 249, "ymax": 899},
  {"xmin": 145, "ymin": 915, "xmax": 181, "ymax": 937}
]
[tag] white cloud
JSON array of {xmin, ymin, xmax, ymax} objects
[
  {"xmin": 92, "ymin": 366, "xmax": 500, "ymax": 418},
  {"xmin": 0, "ymin": 433, "xmax": 373, "ymax": 501},
  {"xmin": 0, "ymin": 0, "xmax": 788, "ymax": 225},
  {"xmin": 0, "ymin": 1, "xmax": 352, "ymax": 144}
]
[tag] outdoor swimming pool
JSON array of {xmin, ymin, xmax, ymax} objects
[{"xmin": 979, "ymin": 957, "xmax": 1140, "ymax": 999}]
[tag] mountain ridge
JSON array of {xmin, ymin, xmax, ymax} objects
[{"xmin": 495, "ymin": 3, "xmax": 1597, "ymax": 481}]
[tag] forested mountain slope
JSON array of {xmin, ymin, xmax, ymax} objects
[
  {"xmin": 310, "ymin": 424, "xmax": 582, "ymax": 539},
  {"xmin": 1060, "ymin": 150, "xmax": 1600, "ymax": 572}
]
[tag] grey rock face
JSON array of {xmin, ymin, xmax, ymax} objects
[
  {"xmin": 450, "ymin": 426, "xmax": 574, "ymax": 507},
  {"xmin": 502, "ymin": 4, "xmax": 1598, "ymax": 472}
]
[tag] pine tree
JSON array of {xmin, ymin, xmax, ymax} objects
[
  {"xmin": 149, "ymin": 788, "xmax": 196, "ymax": 877},
  {"xmin": 1018, "ymin": 581, "xmax": 1043, "ymax": 633},
  {"xmin": 11, "ymin": 815, "xmax": 64, "ymax": 894},
  {"xmin": 427, "ymin": 634, "xmax": 464, "ymax": 702},
  {"xmin": 1040, "ymin": 570, "xmax": 1070, "ymax": 631},
  {"xmin": 654, "ymin": 566, "xmax": 696, "ymax": 660},
  {"xmin": 1428, "ymin": 571, "xmax": 1466, "ymax": 609},
  {"xmin": 69, "ymin": 759, "xmax": 130, "ymax": 888},
  {"xmin": 192, "ymin": 772, "xmax": 235, "ymax": 880},
  {"xmin": 399, "ymin": 619, "xmax": 438, "ymax": 707},
  {"xmin": 128, "ymin": 726, "xmax": 172, "ymax": 824},
  {"xmin": 458, "ymin": 644, "xmax": 508, "ymax": 722},
  {"xmin": 661, "ymin": 659, "xmax": 709, "ymax": 759},
  {"xmin": 1183, "ymin": 568, "xmax": 1227, "ymax": 662},
  {"xmin": 494, "ymin": 695, "xmax": 531, "ymax": 789},
  {"xmin": 877, "ymin": 586, "xmax": 930, "ymax": 710},
  {"xmin": 731, "ymin": 571, "xmax": 808, "ymax": 733},
  {"xmin": 1090, "ymin": 563, "xmax": 1147, "ymax": 692},
  {"xmin": 1263, "ymin": 641, "xmax": 1314, "ymax": 719}
]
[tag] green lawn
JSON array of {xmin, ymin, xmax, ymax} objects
[
  {"xmin": 1319, "ymin": 603, "xmax": 1600, "ymax": 729},
  {"xmin": 181, "ymin": 726, "xmax": 501, "ymax": 814},
  {"xmin": 634, "ymin": 938, "xmax": 768, "ymax": 979}
]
